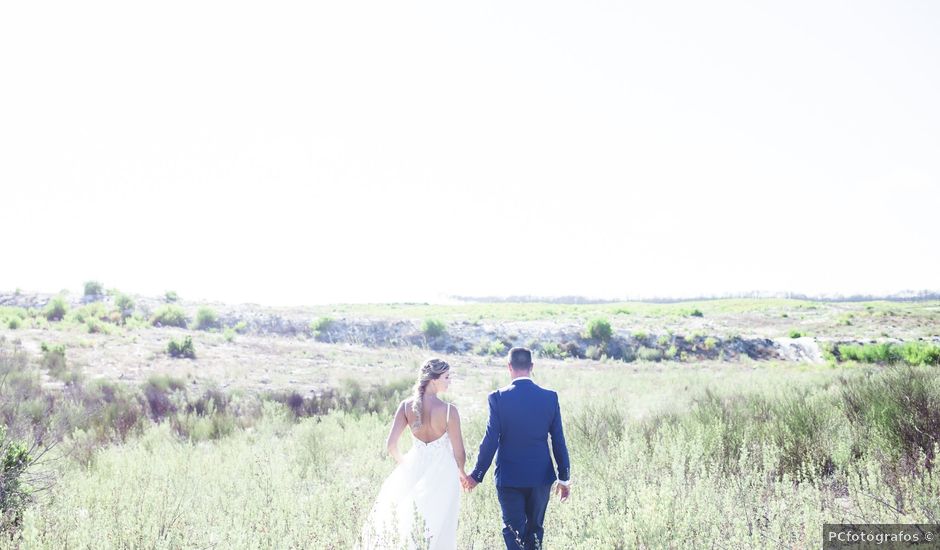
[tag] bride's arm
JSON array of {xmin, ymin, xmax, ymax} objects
[
  {"xmin": 385, "ymin": 401, "xmax": 408, "ymax": 464},
  {"xmin": 447, "ymin": 405, "xmax": 467, "ymax": 474}
]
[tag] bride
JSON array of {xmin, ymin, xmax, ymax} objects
[{"xmin": 359, "ymin": 358, "xmax": 470, "ymax": 549}]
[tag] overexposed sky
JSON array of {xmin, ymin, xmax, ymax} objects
[{"xmin": 1, "ymin": 1, "xmax": 938, "ymax": 305}]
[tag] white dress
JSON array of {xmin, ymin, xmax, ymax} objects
[{"xmin": 359, "ymin": 403, "xmax": 460, "ymax": 550}]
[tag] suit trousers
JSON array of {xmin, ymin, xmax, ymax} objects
[{"xmin": 496, "ymin": 484, "xmax": 553, "ymax": 550}]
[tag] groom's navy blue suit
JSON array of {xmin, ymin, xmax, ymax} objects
[{"xmin": 470, "ymin": 377, "xmax": 570, "ymax": 549}]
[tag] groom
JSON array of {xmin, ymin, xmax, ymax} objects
[{"xmin": 464, "ymin": 347, "xmax": 571, "ymax": 549}]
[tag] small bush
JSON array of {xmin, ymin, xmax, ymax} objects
[
  {"xmin": 85, "ymin": 317, "xmax": 110, "ymax": 335},
  {"xmin": 142, "ymin": 375, "xmax": 187, "ymax": 420},
  {"xmin": 840, "ymin": 366, "xmax": 940, "ymax": 465},
  {"xmin": 689, "ymin": 309, "xmax": 704, "ymax": 317},
  {"xmin": 310, "ymin": 317, "xmax": 334, "ymax": 341},
  {"xmin": 539, "ymin": 342, "xmax": 565, "ymax": 359},
  {"xmin": 421, "ymin": 319, "xmax": 446, "ymax": 338},
  {"xmin": 561, "ymin": 341, "xmax": 583, "ymax": 359},
  {"xmin": 584, "ymin": 318, "xmax": 613, "ymax": 341},
  {"xmin": 7, "ymin": 318, "xmax": 20, "ymax": 330},
  {"xmin": 40, "ymin": 342, "xmax": 67, "ymax": 377},
  {"xmin": 165, "ymin": 290, "xmax": 179, "ymax": 303},
  {"xmin": 68, "ymin": 302, "xmax": 109, "ymax": 324},
  {"xmin": 703, "ymin": 337, "xmax": 718, "ymax": 351},
  {"xmin": 194, "ymin": 307, "xmax": 219, "ymax": 331},
  {"xmin": 151, "ymin": 305, "xmax": 188, "ymax": 328},
  {"xmin": 114, "ymin": 293, "xmax": 135, "ymax": 323},
  {"xmin": 83, "ymin": 280, "xmax": 104, "ymax": 297},
  {"xmin": 789, "ymin": 330, "xmax": 802, "ymax": 339},
  {"xmin": 473, "ymin": 339, "xmax": 506, "ymax": 356},
  {"xmin": 0, "ymin": 425, "xmax": 32, "ymax": 533},
  {"xmin": 486, "ymin": 340, "xmax": 507, "ymax": 356},
  {"xmin": 637, "ymin": 346, "xmax": 663, "ymax": 362},
  {"xmin": 585, "ymin": 345, "xmax": 606, "ymax": 361},
  {"xmin": 43, "ymin": 296, "xmax": 68, "ymax": 321},
  {"xmin": 167, "ymin": 336, "xmax": 196, "ymax": 359},
  {"xmin": 233, "ymin": 320, "xmax": 249, "ymax": 334},
  {"xmin": 223, "ymin": 328, "xmax": 236, "ymax": 343},
  {"xmin": 665, "ymin": 345, "xmax": 678, "ymax": 360}
]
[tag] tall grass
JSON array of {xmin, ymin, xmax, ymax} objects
[{"xmin": 3, "ymin": 338, "xmax": 940, "ymax": 548}]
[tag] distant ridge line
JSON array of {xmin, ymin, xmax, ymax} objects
[{"xmin": 449, "ymin": 290, "xmax": 940, "ymax": 305}]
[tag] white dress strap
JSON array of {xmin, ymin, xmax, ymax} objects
[{"xmin": 446, "ymin": 403, "xmax": 451, "ymax": 426}]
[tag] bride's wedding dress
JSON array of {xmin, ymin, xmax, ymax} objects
[{"xmin": 359, "ymin": 403, "xmax": 460, "ymax": 549}]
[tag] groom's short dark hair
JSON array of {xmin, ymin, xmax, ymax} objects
[{"xmin": 508, "ymin": 347, "xmax": 532, "ymax": 370}]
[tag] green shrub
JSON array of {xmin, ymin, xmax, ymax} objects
[
  {"xmin": 7, "ymin": 317, "xmax": 20, "ymax": 330},
  {"xmin": 310, "ymin": 317, "xmax": 334, "ymax": 341},
  {"xmin": 665, "ymin": 345, "xmax": 678, "ymax": 360},
  {"xmin": 233, "ymin": 320, "xmax": 249, "ymax": 334},
  {"xmin": 789, "ymin": 330, "xmax": 802, "ymax": 339},
  {"xmin": 474, "ymin": 339, "xmax": 507, "ymax": 356},
  {"xmin": 68, "ymin": 302, "xmax": 109, "ymax": 325},
  {"xmin": 143, "ymin": 374, "xmax": 187, "ymax": 420},
  {"xmin": 703, "ymin": 337, "xmax": 718, "ymax": 351},
  {"xmin": 834, "ymin": 342, "xmax": 940, "ymax": 366},
  {"xmin": 570, "ymin": 402, "xmax": 626, "ymax": 452},
  {"xmin": 840, "ymin": 366, "xmax": 940, "ymax": 464},
  {"xmin": 586, "ymin": 345, "xmax": 606, "ymax": 361},
  {"xmin": 194, "ymin": 307, "xmax": 219, "ymax": 331},
  {"xmin": 487, "ymin": 340, "xmax": 507, "ymax": 356},
  {"xmin": 637, "ymin": 346, "xmax": 663, "ymax": 362},
  {"xmin": 114, "ymin": 293, "xmax": 135, "ymax": 323},
  {"xmin": 689, "ymin": 309, "xmax": 704, "ymax": 317},
  {"xmin": 151, "ymin": 305, "xmax": 188, "ymax": 328},
  {"xmin": 421, "ymin": 318, "xmax": 446, "ymax": 338},
  {"xmin": 165, "ymin": 290, "xmax": 179, "ymax": 303},
  {"xmin": 40, "ymin": 342, "xmax": 67, "ymax": 377},
  {"xmin": 43, "ymin": 296, "xmax": 68, "ymax": 321},
  {"xmin": 584, "ymin": 318, "xmax": 613, "ymax": 341},
  {"xmin": 0, "ymin": 425, "xmax": 32, "ymax": 533},
  {"xmin": 85, "ymin": 317, "xmax": 111, "ymax": 335},
  {"xmin": 539, "ymin": 342, "xmax": 565, "ymax": 359},
  {"xmin": 223, "ymin": 328, "xmax": 236, "ymax": 343},
  {"xmin": 167, "ymin": 336, "xmax": 196, "ymax": 359},
  {"xmin": 83, "ymin": 280, "xmax": 103, "ymax": 297}
]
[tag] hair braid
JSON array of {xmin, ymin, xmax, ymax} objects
[{"xmin": 411, "ymin": 358, "xmax": 450, "ymax": 428}]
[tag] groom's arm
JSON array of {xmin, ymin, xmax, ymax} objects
[
  {"xmin": 549, "ymin": 392, "xmax": 571, "ymax": 485},
  {"xmin": 469, "ymin": 391, "xmax": 501, "ymax": 484}
]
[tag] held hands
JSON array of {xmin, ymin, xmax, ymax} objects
[
  {"xmin": 555, "ymin": 482, "xmax": 570, "ymax": 502},
  {"xmin": 459, "ymin": 471, "xmax": 478, "ymax": 492}
]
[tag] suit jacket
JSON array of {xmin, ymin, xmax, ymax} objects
[{"xmin": 470, "ymin": 378, "xmax": 570, "ymax": 487}]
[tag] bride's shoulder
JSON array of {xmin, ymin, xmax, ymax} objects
[{"xmin": 444, "ymin": 401, "xmax": 460, "ymax": 417}]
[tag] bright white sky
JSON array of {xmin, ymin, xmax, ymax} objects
[{"xmin": 1, "ymin": 1, "xmax": 938, "ymax": 305}]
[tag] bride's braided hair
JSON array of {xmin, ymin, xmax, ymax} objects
[{"xmin": 411, "ymin": 358, "xmax": 450, "ymax": 428}]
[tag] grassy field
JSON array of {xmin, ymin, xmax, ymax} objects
[{"xmin": 2, "ymin": 297, "xmax": 940, "ymax": 548}]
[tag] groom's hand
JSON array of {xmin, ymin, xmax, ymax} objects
[{"xmin": 555, "ymin": 483, "xmax": 570, "ymax": 502}]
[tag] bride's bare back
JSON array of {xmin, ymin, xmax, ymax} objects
[
  {"xmin": 403, "ymin": 396, "xmax": 450, "ymax": 443},
  {"xmin": 385, "ymin": 394, "xmax": 467, "ymax": 476}
]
